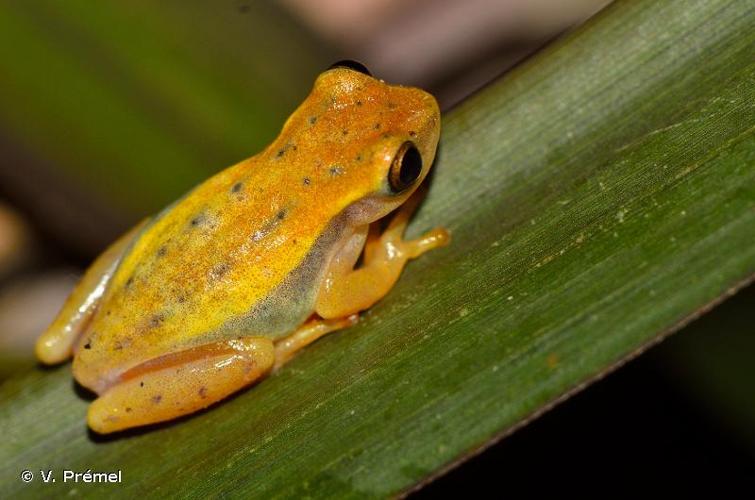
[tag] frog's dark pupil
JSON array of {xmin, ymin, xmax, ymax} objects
[
  {"xmin": 400, "ymin": 146, "xmax": 422, "ymax": 187},
  {"xmin": 328, "ymin": 59, "xmax": 371, "ymax": 76},
  {"xmin": 389, "ymin": 142, "xmax": 422, "ymax": 193}
]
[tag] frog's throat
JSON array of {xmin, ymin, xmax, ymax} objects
[{"xmin": 341, "ymin": 192, "xmax": 407, "ymax": 226}]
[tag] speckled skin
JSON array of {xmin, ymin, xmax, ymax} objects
[{"xmin": 36, "ymin": 67, "xmax": 447, "ymax": 433}]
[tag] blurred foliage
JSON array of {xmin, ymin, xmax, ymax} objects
[
  {"xmin": 0, "ymin": 202, "xmax": 31, "ymax": 277},
  {"xmin": 0, "ymin": 0, "xmax": 753, "ymax": 498},
  {"xmin": 658, "ymin": 284, "xmax": 755, "ymax": 449},
  {"xmin": 0, "ymin": 1, "xmax": 332, "ymax": 253}
]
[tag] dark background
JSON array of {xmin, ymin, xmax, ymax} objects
[{"xmin": 415, "ymin": 283, "xmax": 755, "ymax": 497}]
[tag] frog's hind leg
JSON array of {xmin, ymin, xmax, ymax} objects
[
  {"xmin": 87, "ymin": 336, "xmax": 275, "ymax": 434},
  {"xmin": 273, "ymin": 315, "xmax": 358, "ymax": 371},
  {"xmin": 315, "ymin": 188, "xmax": 450, "ymax": 319},
  {"xmin": 35, "ymin": 220, "xmax": 148, "ymax": 364}
]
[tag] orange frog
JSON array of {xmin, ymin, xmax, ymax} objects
[{"xmin": 36, "ymin": 61, "xmax": 449, "ymax": 434}]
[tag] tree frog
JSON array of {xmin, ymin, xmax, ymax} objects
[{"xmin": 36, "ymin": 61, "xmax": 449, "ymax": 434}]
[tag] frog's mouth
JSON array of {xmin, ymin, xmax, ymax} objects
[{"xmin": 341, "ymin": 194, "xmax": 399, "ymax": 227}]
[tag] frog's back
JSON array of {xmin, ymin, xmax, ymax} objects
[{"xmin": 75, "ymin": 157, "xmax": 341, "ymax": 384}]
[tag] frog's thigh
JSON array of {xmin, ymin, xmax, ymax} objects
[
  {"xmin": 35, "ymin": 220, "xmax": 149, "ymax": 364},
  {"xmin": 87, "ymin": 336, "xmax": 274, "ymax": 434},
  {"xmin": 315, "ymin": 189, "xmax": 450, "ymax": 319}
]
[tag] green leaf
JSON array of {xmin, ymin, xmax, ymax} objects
[{"xmin": 1, "ymin": 0, "xmax": 753, "ymax": 497}]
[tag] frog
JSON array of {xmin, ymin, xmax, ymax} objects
[{"xmin": 35, "ymin": 61, "xmax": 449, "ymax": 434}]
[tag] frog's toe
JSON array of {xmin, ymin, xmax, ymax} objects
[{"xmin": 404, "ymin": 226, "xmax": 450, "ymax": 258}]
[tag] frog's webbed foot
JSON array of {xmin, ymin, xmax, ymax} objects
[
  {"xmin": 315, "ymin": 187, "xmax": 450, "ymax": 319},
  {"xmin": 35, "ymin": 220, "xmax": 148, "ymax": 365},
  {"xmin": 87, "ymin": 336, "xmax": 275, "ymax": 434}
]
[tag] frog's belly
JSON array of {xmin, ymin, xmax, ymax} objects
[{"xmin": 73, "ymin": 215, "xmax": 352, "ymax": 394}]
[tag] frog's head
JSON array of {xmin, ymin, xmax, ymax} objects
[{"xmin": 272, "ymin": 61, "xmax": 441, "ymax": 225}]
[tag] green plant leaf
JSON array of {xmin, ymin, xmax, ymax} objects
[{"xmin": 1, "ymin": 0, "xmax": 753, "ymax": 497}]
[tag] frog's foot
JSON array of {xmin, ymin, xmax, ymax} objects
[
  {"xmin": 35, "ymin": 220, "xmax": 148, "ymax": 365},
  {"xmin": 87, "ymin": 336, "xmax": 274, "ymax": 434},
  {"xmin": 316, "ymin": 188, "xmax": 450, "ymax": 319},
  {"xmin": 273, "ymin": 315, "xmax": 359, "ymax": 371},
  {"xmin": 365, "ymin": 187, "xmax": 450, "ymax": 261}
]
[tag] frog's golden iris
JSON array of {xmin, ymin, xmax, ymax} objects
[{"xmin": 36, "ymin": 62, "xmax": 450, "ymax": 434}]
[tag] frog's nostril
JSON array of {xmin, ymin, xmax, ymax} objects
[{"xmin": 328, "ymin": 60, "xmax": 371, "ymax": 77}]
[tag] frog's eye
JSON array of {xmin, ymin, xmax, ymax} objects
[
  {"xmin": 389, "ymin": 142, "xmax": 422, "ymax": 193},
  {"xmin": 328, "ymin": 59, "xmax": 372, "ymax": 76}
]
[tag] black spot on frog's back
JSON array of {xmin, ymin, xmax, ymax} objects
[
  {"xmin": 148, "ymin": 314, "xmax": 165, "ymax": 329},
  {"xmin": 250, "ymin": 205, "xmax": 292, "ymax": 242},
  {"xmin": 209, "ymin": 263, "xmax": 230, "ymax": 282},
  {"xmin": 190, "ymin": 214, "xmax": 205, "ymax": 227},
  {"xmin": 275, "ymin": 143, "xmax": 297, "ymax": 159}
]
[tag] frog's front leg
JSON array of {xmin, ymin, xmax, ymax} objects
[
  {"xmin": 316, "ymin": 188, "xmax": 450, "ymax": 319},
  {"xmin": 35, "ymin": 220, "xmax": 148, "ymax": 364},
  {"xmin": 87, "ymin": 336, "xmax": 275, "ymax": 434}
]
